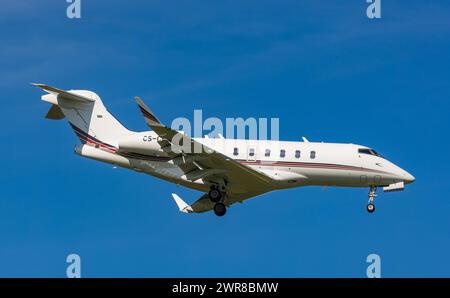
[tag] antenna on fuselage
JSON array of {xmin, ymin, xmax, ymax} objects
[{"xmin": 302, "ymin": 137, "xmax": 310, "ymax": 143}]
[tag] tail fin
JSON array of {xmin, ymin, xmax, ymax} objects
[{"xmin": 33, "ymin": 83, "xmax": 133, "ymax": 149}]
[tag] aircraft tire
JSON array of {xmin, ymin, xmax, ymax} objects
[
  {"xmin": 208, "ymin": 188, "xmax": 222, "ymax": 203},
  {"xmin": 213, "ymin": 203, "xmax": 227, "ymax": 217}
]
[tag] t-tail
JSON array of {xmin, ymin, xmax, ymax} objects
[{"xmin": 33, "ymin": 83, "xmax": 133, "ymax": 150}]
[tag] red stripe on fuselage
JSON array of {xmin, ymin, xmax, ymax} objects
[
  {"xmin": 75, "ymin": 132, "xmax": 117, "ymax": 153},
  {"xmin": 239, "ymin": 160, "xmax": 387, "ymax": 174}
]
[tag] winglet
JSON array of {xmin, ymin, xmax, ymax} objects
[
  {"xmin": 171, "ymin": 193, "xmax": 193, "ymax": 213},
  {"xmin": 135, "ymin": 96, "xmax": 163, "ymax": 127}
]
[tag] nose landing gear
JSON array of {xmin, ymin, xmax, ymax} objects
[{"xmin": 367, "ymin": 186, "xmax": 377, "ymax": 213}]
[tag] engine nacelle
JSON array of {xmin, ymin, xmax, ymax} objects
[{"xmin": 74, "ymin": 144, "xmax": 131, "ymax": 168}]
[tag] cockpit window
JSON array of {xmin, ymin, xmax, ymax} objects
[{"xmin": 358, "ymin": 148, "xmax": 382, "ymax": 158}]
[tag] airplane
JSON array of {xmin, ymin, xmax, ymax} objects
[{"xmin": 34, "ymin": 83, "xmax": 415, "ymax": 217}]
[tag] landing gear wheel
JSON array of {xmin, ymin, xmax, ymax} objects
[
  {"xmin": 213, "ymin": 203, "xmax": 227, "ymax": 217},
  {"xmin": 366, "ymin": 186, "xmax": 377, "ymax": 214},
  {"xmin": 208, "ymin": 188, "xmax": 222, "ymax": 203}
]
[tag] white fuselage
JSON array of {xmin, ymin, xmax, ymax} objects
[
  {"xmin": 201, "ymin": 138, "xmax": 413, "ymax": 189},
  {"xmin": 75, "ymin": 130, "xmax": 415, "ymax": 194}
]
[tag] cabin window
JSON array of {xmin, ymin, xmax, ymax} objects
[
  {"xmin": 310, "ymin": 151, "xmax": 316, "ymax": 159},
  {"xmin": 265, "ymin": 149, "xmax": 271, "ymax": 157},
  {"xmin": 249, "ymin": 148, "xmax": 255, "ymax": 157},
  {"xmin": 280, "ymin": 149, "xmax": 286, "ymax": 158},
  {"xmin": 295, "ymin": 150, "xmax": 301, "ymax": 158},
  {"xmin": 233, "ymin": 147, "xmax": 239, "ymax": 156}
]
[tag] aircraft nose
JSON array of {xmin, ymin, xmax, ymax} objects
[{"xmin": 402, "ymin": 171, "xmax": 415, "ymax": 184}]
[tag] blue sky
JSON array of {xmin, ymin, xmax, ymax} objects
[{"xmin": 0, "ymin": 0, "xmax": 449, "ymax": 277}]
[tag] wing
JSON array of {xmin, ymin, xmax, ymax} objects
[{"xmin": 135, "ymin": 97, "xmax": 274, "ymax": 209}]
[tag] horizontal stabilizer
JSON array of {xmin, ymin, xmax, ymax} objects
[{"xmin": 32, "ymin": 83, "xmax": 95, "ymax": 103}]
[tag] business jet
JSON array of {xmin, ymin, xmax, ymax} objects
[{"xmin": 34, "ymin": 84, "xmax": 415, "ymax": 217}]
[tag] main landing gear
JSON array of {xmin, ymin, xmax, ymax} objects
[
  {"xmin": 208, "ymin": 187, "xmax": 222, "ymax": 203},
  {"xmin": 367, "ymin": 186, "xmax": 377, "ymax": 213},
  {"xmin": 209, "ymin": 185, "xmax": 227, "ymax": 217},
  {"xmin": 213, "ymin": 202, "xmax": 227, "ymax": 217}
]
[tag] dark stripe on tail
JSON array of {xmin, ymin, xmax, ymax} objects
[{"xmin": 69, "ymin": 122, "xmax": 117, "ymax": 151}]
